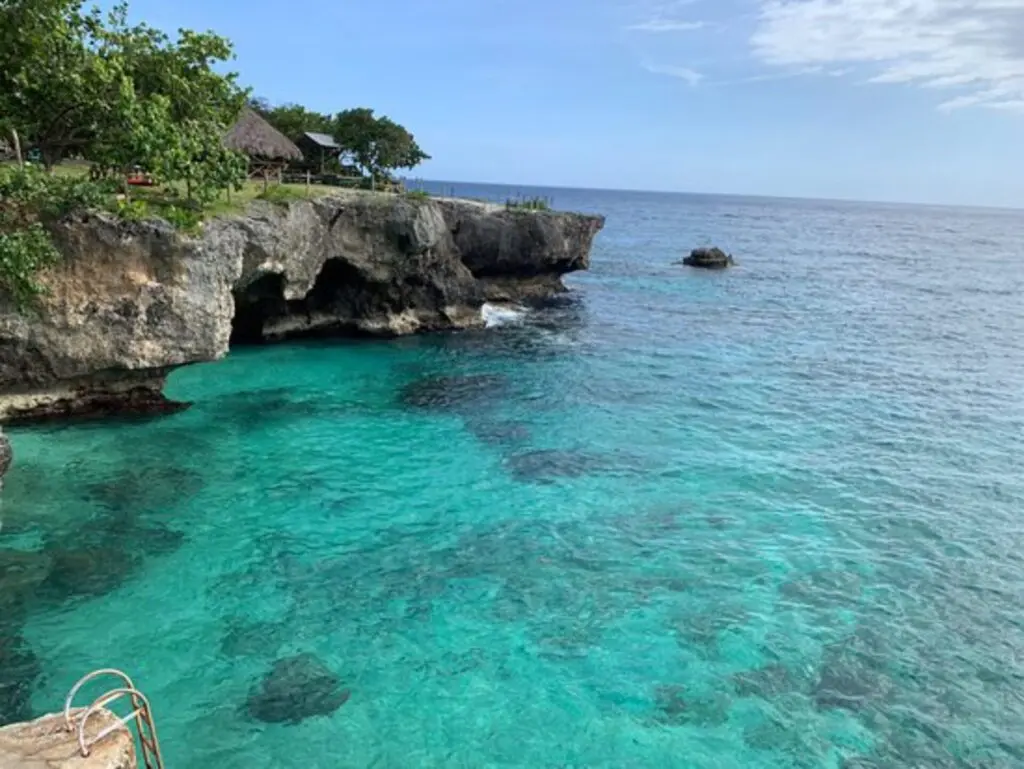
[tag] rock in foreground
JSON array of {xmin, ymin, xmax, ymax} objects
[
  {"xmin": 682, "ymin": 247, "xmax": 734, "ymax": 269},
  {"xmin": 0, "ymin": 429, "xmax": 10, "ymax": 484},
  {"xmin": 246, "ymin": 653, "xmax": 350, "ymax": 725},
  {"xmin": 0, "ymin": 192, "xmax": 604, "ymax": 423},
  {"xmin": 0, "ymin": 709, "xmax": 136, "ymax": 769}
]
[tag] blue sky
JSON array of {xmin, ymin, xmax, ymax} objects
[{"xmin": 123, "ymin": 0, "xmax": 1024, "ymax": 206}]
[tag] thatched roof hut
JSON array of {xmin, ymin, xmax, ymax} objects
[{"xmin": 224, "ymin": 107, "xmax": 303, "ymax": 164}]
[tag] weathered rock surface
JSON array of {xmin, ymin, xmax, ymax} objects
[
  {"xmin": 245, "ymin": 653, "xmax": 350, "ymax": 725},
  {"xmin": 0, "ymin": 709, "xmax": 136, "ymax": 769},
  {"xmin": 682, "ymin": 246, "xmax": 734, "ymax": 269},
  {"xmin": 0, "ymin": 429, "xmax": 10, "ymax": 485},
  {"xmin": 0, "ymin": 192, "xmax": 603, "ymax": 423}
]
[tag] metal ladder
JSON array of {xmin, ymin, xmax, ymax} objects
[{"xmin": 63, "ymin": 669, "xmax": 165, "ymax": 769}]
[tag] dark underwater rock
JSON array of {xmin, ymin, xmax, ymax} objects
[
  {"xmin": 779, "ymin": 569, "xmax": 863, "ymax": 609},
  {"xmin": 84, "ymin": 464, "xmax": 204, "ymax": 518},
  {"xmin": 674, "ymin": 606, "xmax": 750, "ymax": 653},
  {"xmin": 464, "ymin": 418, "xmax": 531, "ymax": 446},
  {"xmin": 399, "ymin": 373, "xmax": 508, "ymax": 412},
  {"xmin": 653, "ymin": 685, "xmax": 731, "ymax": 727},
  {"xmin": 130, "ymin": 523, "xmax": 187, "ymax": 556},
  {"xmin": 654, "ymin": 684, "xmax": 688, "ymax": 722},
  {"xmin": 813, "ymin": 641, "xmax": 888, "ymax": 712},
  {"xmin": 220, "ymin": 618, "xmax": 293, "ymax": 659},
  {"xmin": 682, "ymin": 246, "xmax": 734, "ymax": 269},
  {"xmin": 246, "ymin": 653, "xmax": 351, "ymax": 725},
  {"xmin": 732, "ymin": 663, "xmax": 801, "ymax": 699},
  {"xmin": 42, "ymin": 546, "xmax": 142, "ymax": 599},
  {"xmin": 0, "ymin": 630, "xmax": 41, "ymax": 726},
  {"xmin": 0, "ymin": 551, "xmax": 52, "ymax": 612},
  {"xmin": 503, "ymin": 449, "xmax": 615, "ymax": 484}
]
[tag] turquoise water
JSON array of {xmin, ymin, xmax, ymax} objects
[{"xmin": 4, "ymin": 187, "xmax": 1024, "ymax": 767}]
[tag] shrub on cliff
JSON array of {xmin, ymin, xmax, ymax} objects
[{"xmin": 0, "ymin": 165, "xmax": 110, "ymax": 309}]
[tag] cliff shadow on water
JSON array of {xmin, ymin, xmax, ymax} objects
[{"xmin": 0, "ymin": 192, "xmax": 604, "ymax": 423}]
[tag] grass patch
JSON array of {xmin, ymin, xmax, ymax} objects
[
  {"xmin": 404, "ymin": 189, "xmax": 431, "ymax": 201},
  {"xmin": 255, "ymin": 184, "xmax": 312, "ymax": 206},
  {"xmin": 505, "ymin": 195, "xmax": 552, "ymax": 211}
]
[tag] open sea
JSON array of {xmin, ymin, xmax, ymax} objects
[{"xmin": 3, "ymin": 183, "xmax": 1024, "ymax": 768}]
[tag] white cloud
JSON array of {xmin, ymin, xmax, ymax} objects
[
  {"xmin": 628, "ymin": 19, "xmax": 705, "ymax": 31},
  {"xmin": 751, "ymin": 0, "xmax": 1024, "ymax": 110},
  {"xmin": 642, "ymin": 62, "xmax": 704, "ymax": 85}
]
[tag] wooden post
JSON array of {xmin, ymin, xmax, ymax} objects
[{"xmin": 306, "ymin": 170, "xmax": 311, "ymax": 196}]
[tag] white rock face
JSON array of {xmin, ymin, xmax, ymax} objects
[{"xmin": 0, "ymin": 710, "xmax": 136, "ymax": 769}]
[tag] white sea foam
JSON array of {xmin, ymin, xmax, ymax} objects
[{"xmin": 482, "ymin": 303, "xmax": 527, "ymax": 328}]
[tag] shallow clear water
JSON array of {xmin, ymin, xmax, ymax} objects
[{"xmin": 4, "ymin": 186, "xmax": 1024, "ymax": 768}]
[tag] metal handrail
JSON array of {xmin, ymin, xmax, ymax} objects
[
  {"xmin": 62, "ymin": 668, "xmax": 164, "ymax": 768},
  {"xmin": 76, "ymin": 688, "xmax": 145, "ymax": 756},
  {"xmin": 63, "ymin": 669, "xmax": 136, "ymax": 731}
]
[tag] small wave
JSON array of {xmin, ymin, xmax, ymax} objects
[{"xmin": 482, "ymin": 303, "xmax": 527, "ymax": 328}]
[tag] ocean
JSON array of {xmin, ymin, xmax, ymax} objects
[{"xmin": 3, "ymin": 183, "xmax": 1024, "ymax": 767}]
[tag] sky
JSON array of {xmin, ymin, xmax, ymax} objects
[{"xmin": 120, "ymin": 0, "xmax": 1024, "ymax": 207}]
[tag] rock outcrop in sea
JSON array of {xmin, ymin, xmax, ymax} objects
[
  {"xmin": 0, "ymin": 192, "xmax": 604, "ymax": 423},
  {"xmin": 682, "ymin": 246, "xmax": 734, "ymax": 269}
]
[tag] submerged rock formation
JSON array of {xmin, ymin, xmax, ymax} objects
[
  {"xmin": 246, "ymin": 653, "xmax": 350, "ymax": 725},
  {"xmin": 682, "ymin": 247, "xmax": 734, "ymax": 269},
  {"xmin": 0, "ymin": 192, "xmax": 604, "ymax": 422}
]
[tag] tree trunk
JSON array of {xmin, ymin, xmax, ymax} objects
[
  {"xmin": 41, "ymin": 146, "xmax": 63, "ymax": 171},
  {"xmin": 9, "ymin": 129, "xmax": 22, "ymax": 167}
]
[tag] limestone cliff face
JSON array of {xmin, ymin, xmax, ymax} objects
[{"xmin": 0, "ymin": 192, "xmax": 604, "ymax": 423}]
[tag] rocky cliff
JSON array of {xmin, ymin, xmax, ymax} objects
[{"xmin": 0, "ymin": 192, "xmax": 604, "ymax": 423}]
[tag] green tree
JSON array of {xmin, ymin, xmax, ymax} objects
[
  {"xmin": 0, "ymin": 0, "xmax": 247, "ymax": 200},
  {"xmin": 0, "ymin": 164, "xmax": 108, "ymax": 309},
  {"xmin": 88, "ymin": 4, "xmax": 248, "ymax": 200},
  {"xmin": 332, "ymin": 108, "xmax": 429, "ymax": 181},
  {"xmin": 0, "ymin": 0, "xmax": 112, "ymax": 167},
  {"xmin": 252, "ymin": 99, "xmax": 333, "ymax": 141}
]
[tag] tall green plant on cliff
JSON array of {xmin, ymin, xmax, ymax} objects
[{"xmin": 0, "ymin": 164, "xmax": 108, "ymax": 309}]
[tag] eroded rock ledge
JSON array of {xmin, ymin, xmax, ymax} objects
[{"xmin": 0, "ymin": 192, "xmax": 604, "ymax": 423}]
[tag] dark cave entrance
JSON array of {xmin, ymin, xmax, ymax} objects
[
  {"xmin": 230, "ymin": 273, "xmax": 287, "ymax": 345},
  {"xmin": 229, "ymin": 260, "xmax": 383, "ymax": 345}
]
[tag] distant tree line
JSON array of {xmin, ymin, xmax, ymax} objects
[{"xmin": 249, "ymin": 99, "xmax": 429, "ymax": 182}]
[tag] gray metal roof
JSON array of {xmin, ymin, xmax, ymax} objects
[{"xmin": 302, "ymin": 132, "xmax": 341, "ymax": 149}]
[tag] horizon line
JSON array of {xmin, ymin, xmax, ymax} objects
[{"xmin": 403, "ymin": 177, "xmax": 1024, "ymax": 214}]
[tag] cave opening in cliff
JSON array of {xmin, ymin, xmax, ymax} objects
[
  {"xmin": 230, "ymin": 260, "xmax": 380, "ymax": 345},
  {"xmin": 231, "ymin": 274, "xmax": 287, "ymax": 345}
]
